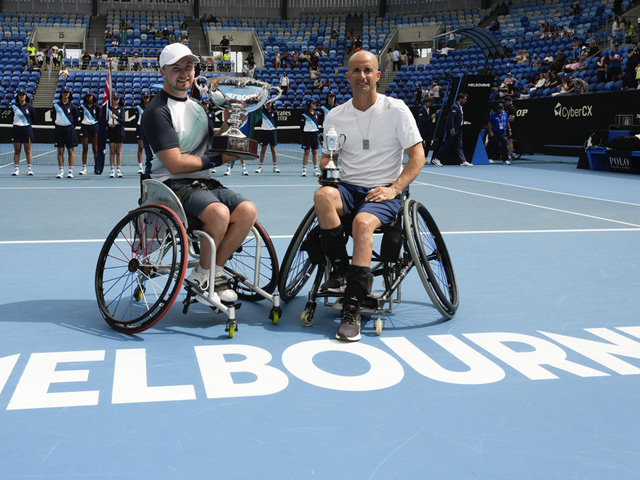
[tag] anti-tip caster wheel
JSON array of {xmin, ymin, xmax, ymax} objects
[
  {"xmin": 300, "ymin": 309, "xmax": 314, "ymax": 327},
  {"xmin": 226, "ymin": 321, "xmax": 237, "ymax": 338},
  {"xmin": 270, "ymin": 307, "xmax": 282, "ymax": 325},
  {"xmin": 375, "ymin": 317, "xmax": 383, "ymax": 336}
]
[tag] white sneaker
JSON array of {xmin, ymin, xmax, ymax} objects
[
  {"xmin": 186, "ymin": 266, "xmax": 217, "ymax": 305},
  {"xmin": 116, "ymin": 170, "xmax": 123, "ymax": 178},
  {"xmin": 242, "ymin": 168, "xmax": 248, "ymax": 176},
  {"xmin": 255, "ymin": 165, "xmax": 263, "ymax": 173},
  {"xmin": 27, "ymin": 167, "xmax": 34, "ymax": 176},
  {"xmin": 301, "ymin": 169, "xmax": 307, "ymax": 177},
  {"xmin": 273, "ymin": 166, "xmax": 280, "ymax": 173},
  {"xmin": 460, "ymin": 161, "xmax": 474, "ymax": 167},
  {"xmin": 489, "ymin": 159, "xmax": 495, "ymax": 164},
  {"xmin": 12, "ymin": 167, "xmax": 19, "ymax": 176},
  {"xmin": 79, "ymin": 167, "xmax": 87, "ymax": 175},
  {"xmin": 431, "ymin": 159, "xmax": 443, "ymax": 167},
  {"xmin": 224, "ymin": 168, "xmax": 231, "ymax": 176},
  {"xmin": 314, "ymin": 168, "xmax": 321, "ymax": 177},
  {"xmin": 210, "ymin": 169, "xmax": 216, "ymax": 174},
  {"xmin": 109, "ymin": 170, "xmax": 115, "ymax": 178},
  {"xmin": 215, "ymin": 268, "xmax": 238, "ymax": 303},
  {"xmin": 56, "ymin": 170, "xmax": 64, "ymax": 178},
  {"xmin": 504, "ymin": 159, "xmax": 511, "ymax": 165},
  {"xmin": 67, "ymin": 170, "xmax": 74, "ymax": 178}
]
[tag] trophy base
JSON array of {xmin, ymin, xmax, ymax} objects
[
  {"xmin": 319, "ymin": 169, "xmax": 341, "ymax": 186},
  {"xmin": 209, "ymin": 135, "xmax": 259, "ymax": 160}
]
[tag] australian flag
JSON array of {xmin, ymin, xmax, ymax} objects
[{"xmin": 94, "ymin": 66, "xmax": 112, "ymax": 174}]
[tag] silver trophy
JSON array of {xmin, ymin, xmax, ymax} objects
[
  {"xmin": 195, "ymin": 75, "xmax": 282, "ymax": 159},
  {"xmin": 318, "ymin": 125, "xmax": 346, "ymax": 185}
]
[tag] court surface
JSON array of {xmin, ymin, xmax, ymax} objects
[{"xmin": 1, "ymin": 150, "xmax": 640, "ymax": 479}]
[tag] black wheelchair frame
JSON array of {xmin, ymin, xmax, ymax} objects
[{"xmin": 277, "ymin": 190, "xmax": 459, "ymax": 335}]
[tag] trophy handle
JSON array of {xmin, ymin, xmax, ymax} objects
[
  {"xmin": 194, "ymin": 75, "xmax": 210, "ymax": 98},
  {"xmin": 268, "ymin": 86, "xmax": 283, "ymax": 105}
]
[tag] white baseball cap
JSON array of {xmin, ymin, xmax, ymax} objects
[{"xmin": 159, "ymin": 43, "xmax": 199, "ymax": 68}]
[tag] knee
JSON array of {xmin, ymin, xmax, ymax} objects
[
  {"xmin": 351, "ymin": 215, "xmax": 376, "ymax": 241},
  {"xmin": 235, "ymin": 201, "xmax": 257, "ymax": 224},
  {"xmin": 314, "ymin": 186, "xmax": 338, "ymax": 206},
  {"xmin": 200, "ymin": 202, "xmax": 230, "ymax": 227}
]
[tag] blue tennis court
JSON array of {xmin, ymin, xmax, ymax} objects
[{"xmin": 1, "ymin": 152, "xmax": 639, "ymax": 479}]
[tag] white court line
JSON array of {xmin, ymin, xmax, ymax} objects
[
  {"xmin": 0, "ymin": 183, "xmax": 317, "ymax": 191},
  {"xmin": 415, "ymin": 181, "xmax": 640, "ymax": 228},
  {"xmin": 418, "ymin": 171, "xmax": 640, "ymax": 207},
  {"xmin": 1, "ymin": 149, "xmax": 58, "ymax": 168},
  {"xmin": 2, "ymin": 228, "xmax": 639, "ymax": 245}
]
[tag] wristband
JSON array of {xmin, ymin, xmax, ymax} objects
[{"xmin": 201, "ymin": 155, "xmax": 223, "ymax": 170}]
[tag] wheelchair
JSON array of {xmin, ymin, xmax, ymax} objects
[
  {"xmin": 278, "ymin": 189, "xmax": 459, "ymax": 335},
  {"xmin": 95, "ymin": 179, "xmax": 282, "ymax": 338}
]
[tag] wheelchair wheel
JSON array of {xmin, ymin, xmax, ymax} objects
[
  {"xmin": 404, "ymin": 199, "xmax": 459, "ymax": 318},
  {"xmin": 278, "ymin": 206, "xmax": 320, "ymax": 302},
  {"xmin": 225, "ymin": 220, "xmax": 279, "ymax": 302},
  {"xmin": 95, "ymin": 204, "xmax": 188, "ymax": 333}
]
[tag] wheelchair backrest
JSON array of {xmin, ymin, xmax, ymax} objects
[{"xmin": 139, "ymin": 179, "xmax": 190, "ymax": 230}]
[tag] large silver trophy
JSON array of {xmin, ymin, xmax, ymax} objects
[
  {"xmin": 318, "ymin": 125, "xmax": 346, "ymax": 186},
  {"xmin": 196, "ymin": 75, "xmax": 282, "ymax": 159}
]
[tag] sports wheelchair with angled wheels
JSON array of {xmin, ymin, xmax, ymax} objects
[
  {"xmin": 95, "ymin": 178, "xmax": 281, "ymax": 337},
  {"xmin": 278, "ymin": 189, "xmax": 458, "ymax": 335}
]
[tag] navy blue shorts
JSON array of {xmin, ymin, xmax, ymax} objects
[
  {"xmin": 260, "ymin": 130, "xmax": 277, "ymax": 146},
  {"xmin": 107, "ymin": 127, "xmax": 124, "ymax": 144},
  {"xmin": 135, "ymin": 127, "xmax": 143, "ymax": 140},
  {"xmin": 54, "ymin": 125, "xmax": 78, "ymax": 149},
  {"xmin": 170, "ymin": 179, "xmax": 248, "ymax": 218},
  {"xmin": 301, "ymin": 131, "xmax": 319, "ymax": 150},
  {"xmin": 336, "ymin": 182, "xmax": 402, "ymax": 227},
  {"xmin": 79, "ymin": 124, "xmax": 98, "ymax": 139},
  {"xmin": 11, "ymin": 125, "xmax": 34, "ymax": 144}
]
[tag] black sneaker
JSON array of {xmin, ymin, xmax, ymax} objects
[
  {"xmin": 320, "ymin": 269, "xmax": 347, "ymax": 293},
  {"xmin": 336, "ymin": 303, "xmax": 361, "ymax": 341}
]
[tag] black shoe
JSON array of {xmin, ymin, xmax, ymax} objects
[
  {"xmin": 336, "ymin": 303, "xmax": 361, "ymax": 341},
  {"xmin": 320, "ymin": 269, "xmax": 347, "ymax": 293}
]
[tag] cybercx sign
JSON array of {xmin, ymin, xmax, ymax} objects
[
  {"xmin": 554, "ymin": 102, "xmax": 593, "ymax": 120},
  {"xmin": 2, "ymin": 325, "xmax": 640, "ymax": 410}
]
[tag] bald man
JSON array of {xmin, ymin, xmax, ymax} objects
[{"xmin": 315, "ymin": 50, "xmax": 425, "ymax": 341}]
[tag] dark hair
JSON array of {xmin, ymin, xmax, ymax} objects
[{"xmin": 457, "ymin": 93, "xmax": 468, "ymax": 101}]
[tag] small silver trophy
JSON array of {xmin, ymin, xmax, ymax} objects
[
  {"xmin": 195, "ymin": 75, "xmax": 282, "ymax": 159},
  {"xmin": 318, "ymin": 124, "xmax": 346, "ymax": 186}
]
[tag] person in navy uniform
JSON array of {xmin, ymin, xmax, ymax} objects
[
  {"xmin": 300, "ymin": 99, "xmax": 321, "ymax": 177},
  {"xmin": 78, "ymin": 92, "xmax": 100, "ymax": 175},
  {"xmin": 107, "ymin": 93, "xmax": 126, "ymax": 178},
  {"xmin": 431, "ymin": 92, "xmax": 473, "ymax": 167},
  {"xmin": 132, "ymin": 90, "xmax": 151, "ymax": 174},
  {"xmin": 486, "ymin": 103, "xmax": 511, "ymax": 164},
  {"xmin": 10, "ymin": 88, "xmax": 36, "ymax": 176},
  {"xmin": 417, "ymin": 97, "xmax": 436, "ymax": 158},
  {"xmin": 255, "ymin": 101, "xmax": 280, "ymax": 173},
  {"xmin": 318, "ymin": 91, "xmax": 337, "ymax": 126},
  {"xmin": 51, "ymin": 86, "xmax": 79, "ymax": 178}
]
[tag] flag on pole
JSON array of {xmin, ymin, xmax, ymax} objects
[{"xmin": 94, "ymin": 65, "xmax": 112, "ymax": 174}]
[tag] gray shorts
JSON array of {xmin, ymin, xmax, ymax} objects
[{"xmin": 170, "ymin": 178, "xmax": 248, "ymax": 218}]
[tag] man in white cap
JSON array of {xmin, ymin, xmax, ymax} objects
[{"xmin": 140, "ymin": 43, "xmax": 254, "ymax": 304}]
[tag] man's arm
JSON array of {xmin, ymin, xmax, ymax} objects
[{"xmin": 156, "ymin": 148, "xmax": 236, "ymax": 175}]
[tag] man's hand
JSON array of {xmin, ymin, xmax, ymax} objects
[
  {"xmin": 365, "ymin": 185, "xmax": 399, "ymax": 203},
  {"xmin": 450, "ymin": 128, "xmax": 456, "ymax": 135},
  {"xmin": 221, "ymin": 153, "xmax": 239, "ymax": 163}
]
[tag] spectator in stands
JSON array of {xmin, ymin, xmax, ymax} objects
[
  {"xmin": 180, "ymin": 20, "xmax": 188, "ymax": 31},
  {"xmin": 51, "ymin": 86, "xmax": 78, "ymax": 178},
  {"xmin": 104, "ymin": 27, "xmax": 113, "ymax": 39},
  {"xmin": 530, "ymin": 54, "xmax": 542, "ymax": 68},
  {"xmin": 81, "ymin": 51, "xmax": 91, "ymax": 70},
  {"xmin": 563, "ymin": 58, "xmax": 582, "ymax": 73},
  {"xmin": 10, "ymin": 89, "xmax": 36, "ymax": 177},
  {"xmin": 56, "ymin": 49, "xmax": 63, "ymax": 70},
  {"xmin": 106, "ymin": 52, "xmax": 115, "ymax": 71},
  {"xmin": 300, "ymin": 99, "xmax": 321, "ymax": 177},
  {"xmin": 545, "ymin": 70, "xmax": 562, "ymax": 90},
  {"xmin": 132, "ymin": 53, "xmax": 141, "ymax": 71},
  {"xmin": 437, "ymin": 44, "xmax": 455, "ymax": 57},
  {"xmin": 58, "ymin": 64, "xmax": 69, "ymax": 78},
  {"xmin": 220, "ymin": 35, "xmax": 230, "ymax": 53},
  {"xmin": 313, "ymin": 75, "xmax": 323, "ymax": 90},
  {"xmin": 430, "ymin": 82, "xmax": 442, "ymax": 103},
  {"xmin": 542, "ymin": 51, "xmax": 554, "ymax": 65},
  {"xmin": 27, "ymin": 43, "xmax": 36, "ymax": 65},
  {"xmin": 118, "ymin": 51, "xmax": 129, "ymax": 71},
  {"xmin": 448, "ymin": 27, "xmax": 456, "ymax": 47},
  {"xmin": 570, "ymin": 3, "xmax": 583, "ymax": 15},
  {"xmin": 35, "ymin": 47, "xmax": 44, "ymax": 68},
  {"xmin": 147, "ymin": 24, "xmax": 157, "ymax": 36},
  {"xmin": 120, "ymin": 29, "xmax": 128, "ymax": 46},
  {"xmin": 107, "ymin": 93, "xmax": 125, "ymax": 178},
  {"xmin": 613, "ymin": 0, "xmax": 623, "ymax": 16},
  {"xmin": 552, "ymin": 76, "xmax": 575, "ymax": 96},
  {"xmin": 585, "ymin": 41, "xmax": 600, "ymax": 59},
  {"xmin": 78, "ymin": 92, "xmax": 99, "ymax": 176},
  {"xmin": 279, "ymin": 72, "xmax": 290, "ymax": 95},
  {"xmin": 612, "ymin": 17, "xmax": 621, "ymax": 38},
  {"xmin": 392, "ymin": 48, "xmax": 401, "ymax": 70},
  {"xmin": 608, "ymin": 43, "xmax": 624, "ymax": 82},
  {"xmin": 489, "ymin": 19, "xmax": 500, "ymax": 33},
  {"xmin": 354, "ymin": 36, "xmax": 363, "ymax": 52},
  {"xmin": 596, "ymin": 54, "xmax": 608, "ymax": 83},
  {"xmin": 529, "ymin": 73, "xmax": 546, "ymax": 91},
  {"xmin": 330, "ymin": 29, "xmax": 338, "ymax": 47},
  {"xmin": 518, "ymin": 87, "xmax": 531, "ymax": 99},
  {"xmin": 549, "ymin": 48, "xmax": 567, "ymax": 73},
  {"xmin": 414, "ymin": 84, "xmax": 423, "ymax": 107},
  {"xmin": 432, "ymin": 93, "xmax": 473, "ymax": 167},
  {"xmin": 566, "ymin": 24, "xmax": 576, "ymax": 38},
  {"xmin": 273, "ymin": 51, "xmax": 281, "ymax": 70},
  {"xmin": 626, "ymin": 43, "xmax": 640, "ymax": 89},
  {"xmin": 573, "ymin": 77, "xmax": 589, "ymax": 94}
]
